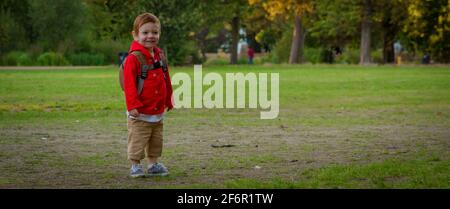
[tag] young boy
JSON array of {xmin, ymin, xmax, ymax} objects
[{"xmin": 123, "ymin": 13, "xmax": 174, "ymax": 178}]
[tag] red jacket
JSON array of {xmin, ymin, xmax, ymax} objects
[
  {"xmin": 123, "ymin": 41, "xmax": 174, "ymax": 115},
  {"xmin": 247, "ymin": 48, "xmax": 254, "ymax": 58}
]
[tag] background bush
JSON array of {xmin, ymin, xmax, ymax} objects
[
  {"xmin": 335, "ymin": 48, "xmax": 360, "ymax": 64},
  {"xmin": 371, "ymin": 50, "xmax": 383, "ymax": 64},
  {"xmin": 0, "ymin": 51, "xmax": 34, "ymax": 66},
  {"xmin": 91, "ymin": 39, "xmax": 129, "ymax": 65},
  {"xmin": 17, "ymin": 53, "xmax": 34, "ymax": 66},
  {"xmin": 36, "ymin": 52, "xmax": 69, "ymax": 66},
  {"xmin": 270, "ymin": 30, "xmax": 292, "ymax": 64},
  {"xmin": 69, "ymin": 53, "xmax": 105, "ymax": 66},
  {"xmin": 304, "ymin": 48, "xmax": 322, "ymax": 64}
]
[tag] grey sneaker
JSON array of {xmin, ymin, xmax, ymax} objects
[
  {"xmin": 147, "ymin": 163, "xmax": 169, "ymax": 177},
  {"xmin": 130, "ymin": 164, "xmax": 145, "ymax": 178}
]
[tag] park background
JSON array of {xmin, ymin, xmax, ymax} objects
[
  {"xmin": 0, "ymin": 0, "xmax": 449, "ymax": 188},
  {"xmin": 1, "ymin": 0, "xmax": 449, "ymax": 66}
]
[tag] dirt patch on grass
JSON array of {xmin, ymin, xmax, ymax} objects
[{"xmin": 1, "ymin": 120, "xmax": 448, "ymax": 188}]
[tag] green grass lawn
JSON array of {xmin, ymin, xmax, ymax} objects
[{"xmin": 0, "ymin": 64, "xmax": 449, "ymax": 188}]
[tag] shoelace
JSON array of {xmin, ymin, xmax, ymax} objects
[
  {"xmin": 132, "ymin": 165, "xmax": 142, "ymax": 172},
  {"xmin": 150, "ymin": 163, "xmax": 165, "ymax": 172},
  {"xmin": 151, "ymin": 164, "xmax": 159, "ymax": 171}
]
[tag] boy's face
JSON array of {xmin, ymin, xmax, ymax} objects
[{"xmin": 133, "ymin": 22, "xmax": 160, "ymax": 49}]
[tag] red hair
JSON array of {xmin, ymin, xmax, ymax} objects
[{"xmin": 133, "ymin": 13, "xmax": 160, "ymax": 33}]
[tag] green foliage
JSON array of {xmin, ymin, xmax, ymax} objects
[
  {"xmin": 68, "ymin": 53, "xmax": 105, "ymax": 66},
  {"xmin": 0, "ymin": 51, "xmax": 34, "ymax": 66},
  {"xmin": 17, "ymin": 53, "xmax": 34, "ymax": 66},
  {"xmin": 0, "ymin": 10, "xmax": 28, "ymax": 54},
  {"xmin": 85, "ymin": 0, "xmax": 138, "ymax": 41},
  {"xmin": 371, "ymin": 50, "xmax": 383, "ymax": 64},
  {"xmin": 308, "ymin": 0, "xmax": 360, "ymax": 47},
  {"xmin": 1, "ymin": 52, "xmax": 19, "ymax": 66},
  {"xmin": 136, "ymin": 0, "xmax": 203, "ymax": 65},
  {"xmin": 403, "ymin": 0, "xmax": 450, "ymax": 63},
  {"xmin": 237, "ymin": 56, "xmax": 248, "ymax": 65},
  {"xmin": 176, "ymin": 40, "xmax": 203, "ymax": 65},
  {"xmin": 29, "ymin": 0, "xmax": 87, "ymax": 51},
  {"xmin": 271, "ymin": 29, "xmax": 292, "ymax": 63},
  {"xmin": 303, "ymin": 48, "xmax": 322, "ymax": 64},
  {"xmin": 54, "ymin": 37, "xmax": 89, "ymax": 56},
  {"xmin": 91, "ymin": 39, "xmax": 129, "ymax": 65},
  {"xmin": 335, "ymin": 48, "xmax": 360, "ymax": 64},
  {"xmin": 252, "ymin": 56, "xmax": 264, "ymax": 65},
  {"xmin": 254, "ymin": 27, "xmax": 281, "ymax": 51},
  {"xmin": 36, "ymin": 52, "xmax": 69, "ymax": 66},
  {"xmin": 259, "ymin": 53, "xmax": 274, "ymax": 64},
  {"xmin": 319, "ymin": 48, "xmax": 334, "ymax": 64},
  {"xmin": 1, "ymin": 0, "xmax": 449, "ymax": 65}
]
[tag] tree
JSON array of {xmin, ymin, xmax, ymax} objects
[
  {"xmin": 242, "ymin": 4, "xmax": 279, "ymax": 54},
  {"xmin": 0, "ymin": 0, "xmax": 31, "ymax": 54},
  {"xmin": 189, "ymin": 1, "xmax": 247, "ymax": 63},
  {"xmin": 308, "ymin": 0, "xmax": 360, "ymax": 50},
  {"xmin": 137, "ymin": 0, "xmax": 203, "ymax": 65},
  {"xmin": 371, "ymin": 0, "xmax": 410, "ymax": 64},
  {"xmin": 29, "ymin": 0, "xmax": 88, "ymax": 51},
  {"xmin": 310, "ymin": 0, "xmax": 409, "ymax": 64},
  {"xmin": 404, "ymin": 0, "xmax": 450, "ymax": 63},
  {"xmin": 250, "ymin": 0, "xmax": 313, "ymax": 64},
  {"xmin": 213, "ymin": 0, "xmax": 249, "ymax": 65},
  {"xmin": 359, "ymin": 0, "xmax": 372, "ymax": 65},
  {"xmin": 230, "ymin": 2, "xmax": 242, "ymax": 65},
  {"xmin": 84, "ymin": 0, "xmax": 139, "ymax": 41},
  {"xmin": 312, "ymin": 0, "xmax": 375, "ymax": 64}
]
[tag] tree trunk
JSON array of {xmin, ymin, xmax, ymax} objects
[
  {"xmin": 230, "ymin": 16, "xmax": 239, "ymax": 65},
  {"xmin": 300, "ymin": 27, "xmax": 306, "ymax": 63},
  {"xmin": 360, "ymin": 0, "xmax": 372, "ymax": 65},
  {"xmin": 195, "ymin": 27, "xmax": 209, "ymax": 62},
  {"xmin": 382, "ymin": 12, "xmax": 396, "ymax": 64},
  {"xmin": 289, "ymin": 15, "xmax": 304, "ymax": 64},
  {"xmin": 382, "ymin": 28, "xmax": 396, "ymax": 64}
]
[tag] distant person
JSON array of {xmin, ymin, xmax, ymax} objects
[
  {"xmin": 394, "ymin": 41, "xmax": 403, "ymax": 64},
  {"xmin": 422, "ymin": 52, "xmax": 430, "ymax": 64},
  {"xmin": 394, "ymin": 41, "xmax": 402, "ymax": 54},
  {"xmin": 247, "ymin": 46, "xmax": 255, "ymax": 64},
  {"xmin": 122, "ymin": 12, "xmax": 174, "ymax": 178}
]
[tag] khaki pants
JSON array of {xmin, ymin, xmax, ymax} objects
[{"xmin": 127, "ymin": 118, "xmax": 163, "ymax": 161}]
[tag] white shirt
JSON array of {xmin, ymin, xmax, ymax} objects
[{"xmin": 126, "ymin": 111, "xmax": 164, "ymax": 123}]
